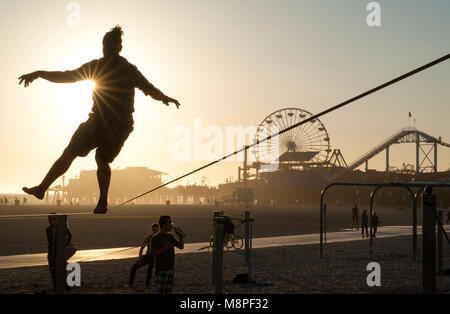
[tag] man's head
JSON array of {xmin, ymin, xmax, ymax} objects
[
  {"xmin": 103, "ymin": 25, "xmax": 123, "ymax": 57},
  {"xmin": 158, "ymin": 215, "xmax": 173, "ymax": 233},
  {"xmin": 151, "ymin": 223, "xmax": 159, "ymax": 235},
  {"xmin": 48, "ymin": 212, "xmax": 57, "ymax": 227}
]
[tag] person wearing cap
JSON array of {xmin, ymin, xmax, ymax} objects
[{"xmin": 19, "ymin": 25, "xmax": 181, "ymax": 214}]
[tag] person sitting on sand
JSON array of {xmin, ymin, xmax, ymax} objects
[
  {"xmin": 361, "ymin": 209, "xmax": 369, "ymax": 238},
  {"xmin": 129, "ymin": 223, "xmax": 159, "ymax": 287},
  {"xmin": 19, "ymin": 25, "xmax": 180, "ymax": 214}
]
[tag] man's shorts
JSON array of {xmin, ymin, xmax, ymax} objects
[
  {"xmin": 155, "ymin": 269, "xmax": 174, "ymax": 294},
  {"xmin": 64, "ymin": 117, "xmax": 133, "ymax": 163}
]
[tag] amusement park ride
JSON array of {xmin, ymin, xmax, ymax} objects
[{"xmin": 237, "ymin": 107, "xmax": 449, "ymax": 186}]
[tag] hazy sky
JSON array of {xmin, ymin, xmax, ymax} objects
[{"xmin": 0, "ymin": 0, "xmax": 449, "ymax": 193}]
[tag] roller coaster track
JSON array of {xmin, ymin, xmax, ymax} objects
[{"xmin": 330, "ymin": 127, "xmax": 450, "ymax": 180}]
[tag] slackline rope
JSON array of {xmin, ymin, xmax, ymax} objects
[{"xmin": 109, "ymin": 53, "xmax": 450, "ymax": 211}]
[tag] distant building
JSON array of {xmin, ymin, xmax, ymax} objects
[{"xmin": 64, "ymin": 167, "xmax": 166, "ymax": 204}]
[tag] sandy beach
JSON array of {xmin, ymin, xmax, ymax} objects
[
  {"xmin": 0, "ymin": 204, "xmax": 448, "ymax": 294},
  {"xmin": 0, "ymin": 234, "xmax": 449, "ymax": 294},
  {"xmin": 0, "ymin": 203, "xmax": 421, "ymax": 255}
]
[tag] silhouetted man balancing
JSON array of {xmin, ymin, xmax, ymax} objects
[{"xmin": 19, "ymin": 26, "xmax": 180, "ymax": 214}]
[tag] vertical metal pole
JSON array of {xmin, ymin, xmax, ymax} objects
[
  {"xmin": 433, "ymin": 142, "xmax": 437, "ymax": 173},
  {"xmin": 244, "ymin": 146, "xmax": 249, "ymax": 209},
  {"xmin": 244, "ymin": 211, "xmax": 250, "ymax": 265},
  {"xmin": 385, "ymin": 146, "xmax": 390, "ymax": 172},
  {"xmin": 320, "ymin": 195, "xmax": 323, "ymax": 258},
  {"xmin": 55, "ymin": 215, "xmax": 67, "ymax": 294},
  {"xmin": 365, "ymin": 160, "xmax": 369, "ymax": 183},
  {"xmin": 247, "ymin": 219, "xmax": 253, "ymax": 285},
  {"xmin": 437, "ymin": 209, "xmax": 443, "ymax": 276},
  {"xmin": 422, "ymin": 187, "xmax": 436, "ymax": 293},
  {"xmin": 412, "ymin": 197, "xmax": 417, "ymax": 261},
  {"xmin": 369, "ymin": 195, "xmax": 374, "ymax": 255},
  {"xmin": 416, "ymin": 137, "xmax": 420, "ymax": 175},
  {"xmin": 214, "ymin": 222, "xmax": 224, "ymax": 294},
  {"xmin": 324, "ymin": 204, "xmax": 327, "ymax": 244},
  {"xmin": 211, "ymin": 211, "xmax": 220, "ymax": 285},
  {"xmin": 244, "ymin": 147, "xmax": 248, "ymax": 185}
]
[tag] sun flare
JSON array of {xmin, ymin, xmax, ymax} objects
[{"xmin": 54, "ymin": 80, "xmax": 96, "ymax": 125}]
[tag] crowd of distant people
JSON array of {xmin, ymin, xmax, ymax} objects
[
  {"xmin": 351, "ymin": 204, "xmax": 381, "ymax": 238},
  {"xmin": 0, "ymin": 196, "xmax": 27, "ymax": 206},
  {"xmin": 352, "ymin": 203, "xmax": 450, "ymax": 238}
]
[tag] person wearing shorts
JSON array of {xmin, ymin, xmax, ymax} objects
[
  {"xmin": 129, "ymin": 223, "xmax": 159, "ymax": 287},
  {"xmin": 150, "ymin": 216, "xmax": 184, "ymax": 294},
  {"xmin": 19, "ymin": 25, "xmax": 180, "ymax": 214},
  {"xmin": 361, "ymin": 209, "xmax": 369, "ymax": 238}
]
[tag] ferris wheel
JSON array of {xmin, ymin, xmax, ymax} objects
[{"xmin": 253, "ymin": 108, "xmax": 331, "ymax": 165}]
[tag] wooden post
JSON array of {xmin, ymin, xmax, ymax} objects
[
  {"xmin": 214, "ymin": 220, "xmax": 224, "ymax": 294},
  {"xmin": 244, "ymin": 211, "xmax": 250, "ymax": 265},
  {"xmin": 437, "ymin": 209, "xmax": 443, "ymax": 276},
  {"xmin": 422, "ymin": 187, "xmax": 436, "ymax": 293},
  {"xmin": 55, "ymin": 215, "xmax": 67, "ymax": 294}
]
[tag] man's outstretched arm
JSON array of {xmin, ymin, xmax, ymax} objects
[
  {"xmin": 148, "ymin": 86, "xmax": 181, "ymax": 109},
  {"xmin": 136, "ymin": 69, "xmax": 181, "ymax": 109},
  {"xmin": 18, "ymin": 70, "xmax": 81, "ymax": 87}
]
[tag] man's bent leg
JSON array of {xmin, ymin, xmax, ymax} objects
[
  {"xmin": 93, "ymin": 153, "xmax": 111, "ymax": 214},
  {"xmin": 23, "ymin": 150, "xmax": 76, "ymax": 200}
]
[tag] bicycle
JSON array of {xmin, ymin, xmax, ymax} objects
[
  {"xmin": 209, "ymin": 232, "xmax": 244, "ymax": 250},
  {"xmin": 208, "ymin": 215, "xmax": 246, "ymax": 251}
]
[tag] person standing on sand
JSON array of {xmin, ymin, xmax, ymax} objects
[
  {"xmin": 150, "ymin": 215, "xmax": 184, "ymax": 294},
  {"xmin": 19, "ymin": 25, "xmax": 180, "ymax": 214},
  {"xmin": 351, "ymin": 204, "xmax": 359, "ymax": 230},
  {"xmin": 129, "ymin": 223, "xmax": 159, "ymax": 287},
  {"xmin": 361, "ymin": 209, "xmax": 369, "ymax": 238},
  {"xmin": 371, "ymin": 211, "xmax": 381, "ymax": 238}
]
